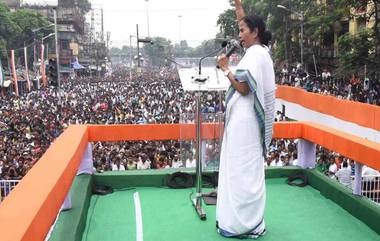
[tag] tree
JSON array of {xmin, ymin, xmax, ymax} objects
[
  {"xmin": 217, "ymin": 9, "xmax": 238, "ymax": 39},
  {"xmin": 173, "ymin": 40, "xmax": 195, "ymax": 58},
  {"xmin": 0, "ymin": 4, "xmax": 21, "ymax": 56},
  {"xmin": 337, "ymin": 29, "xmax": 375, "ymax": 77},
  {"xmin": 142, "ymin": 37, "xmax": 173, "ymax": 67},
  {"xmin": 10, "ymin": 8, "xmax": 53, "ymax": 49},
  {"xmin": 193, "ymin": 39, "xmax": 224, "ymax": 57},
  {"xmin": 341, "ymin": 0, "xmax": 380, "ymax": 76},
  {"xmin": 0, "ymin": 3, "xmax": 53, "ymax": 51}
]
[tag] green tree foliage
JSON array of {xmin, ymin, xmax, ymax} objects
[
  {"xmin": 173, "ymin": 40, "xmax": 194, "ymax": 57},
  {"xmin": 142, "ymin": 37, "xmax": 173, "ymax": 67},
  {"xmin": 217, "ymin": 9, "xmax": 238, "ymax": 38},
  {"xmin": 11, "ymin": 9, "xmax": 53, "ymax": 48},
  {"xmin": 339, "ymin": 0, "xmax": 380, "ymax": 76},
  {"xmin": 0, "ymin": 4, "xmax": 21, "ymax": 54},
  {"xmin": 0, "ymin": 3, "xmax": 53, "ymax": 54},
  {"xmin": 216, "ymin": 0, "xmax": 380, "ymax": 78},
  {"xmin": 337, "ymin": 29, "xmax": 376, "ymax": 77},
  {"xmin": 193, "ymin": 39, "xmax": 226, "ymax": 57}
]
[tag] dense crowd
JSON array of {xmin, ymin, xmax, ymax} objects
[
  {"xmin": 0, "ymin": 67, "xmax": 223, "ymax": 180},
  {"xmin": 0, "ymin": 66, "xmax": 379, "ymax": 192},
  {"xmin": 277, "ymin": 65, "xmax": 380, "ymax": 106}
]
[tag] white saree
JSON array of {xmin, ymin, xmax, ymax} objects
[{"xmin": 216, "ymin": 44, "xmax": 275, "ymax": 238}]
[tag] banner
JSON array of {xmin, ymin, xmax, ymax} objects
[
  {"xmin": 0, "ymin": 58, "xmax": 4, "ymax": 87},
  {"xmin": 40, "ymin": 44, "xmax": 47, "ymax": 86},
  {"xmin": 10, "ymin": 50, "xmax": 19, "ymax": 96},
  {"xmin": 24, "ymin": 47, "xmax": 31, "ymax": 91}
]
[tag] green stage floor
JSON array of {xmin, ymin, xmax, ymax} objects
[{"xmin": 80, "ymin": 178, "xmax": 380, "ymax": 241}]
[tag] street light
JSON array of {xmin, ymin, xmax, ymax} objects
[
  {"xmin": 130, "ymin": 35, "xmax": 136, "ymax": 78},
  {"xmin": 136, "ymin": 24, "xmax": 153, "ymax": 68},
  {"xmin": 53, "ymin": 8, "xmax": 61, "ymax": 98},
  {"xmin": 277, "ymin": 4, "xmax": 304, "ymax": 68},
  {"xmin": 145, "ymin": 0, "xmax": 150, "ymax": 37},
  {"xmin": 32, "ymin": 23, "xmax": 55, "ymax": 77},
  {"xmin": 178, "ymin": 15, "xmax": 182, "ymax": 44},
  {"xmin": 31, "ymin": 23, "xmax": 55, "ymax": 33},
  {"xmin": 42, "ymin": 33, "xmax": 55, "ymax": 63},
  {"xmin": 42, "ymin": 33, "xmax": 55, "ymax": 43}
]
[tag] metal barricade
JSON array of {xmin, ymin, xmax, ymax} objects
[
  {"xmin": 0, "ymin": 180, "xmax": 21, "ymax": 202},
  {"xmin": 361, "ymin": 175, "xmax": 380, "ymax": 204}
]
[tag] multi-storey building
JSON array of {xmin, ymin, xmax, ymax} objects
[{"xmin": 2, "ymin": 0, "xmax": 88, "ymax": 76}]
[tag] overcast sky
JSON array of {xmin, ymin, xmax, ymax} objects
[
  {"xmin": 23, "ymin": 0, "xmax": 232, "ymax": 48},
  {"xmin": 89, "ymin": 0, "xmax": 232, "ymax": 48}
]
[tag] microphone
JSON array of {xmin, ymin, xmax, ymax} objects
[
  {"xmin": 221, "ymin": 40, "xmax": 228, "ymax": 48},
  {"xmin": 197, "ymin": 40, "xmax": 229, "ymax": 76},
  {"xmin": 216, "ymin": 39, "xmax": 240, "ymax": 69},
  {"xmin": 225, "ymin": 39, "xmax": 241, "ymax": 57}
]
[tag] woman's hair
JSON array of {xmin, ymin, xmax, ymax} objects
[{"xmin": 240, "ymin": 15, "xmax": 272, "ymax": 47}]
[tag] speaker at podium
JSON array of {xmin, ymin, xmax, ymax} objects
[{"xmin": 177, "ymin": 59, "xmax": 238, "ymax": 220}]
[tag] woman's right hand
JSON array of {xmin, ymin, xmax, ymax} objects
[
  {"xmin": 217, "ymin": 54, "xmax": 229, "ymax": 71},
  {"xmin": 234, "ymin": 0, "xmax": 245, "ymax": 20}
]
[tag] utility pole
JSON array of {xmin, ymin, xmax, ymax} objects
[
  {"xmin": 137, "ymin": 24, "xmax": 140, "ymax": 68},
  {"xmin": 130, "ymin": 35, "xmax": 133, "ymax": 78},
  {"xmin": 277, "ymin": 5, "xmax": 304, "ymax": 68},
  {"xmin": 300, "ymin": 12, "xmax": 304, "ymax": 68},
  {"xmin": 33, "ymin": 37, "xmax": 37, "ymax": 74},
  {"xmin": 101, "ymin": 8, "xmax": 104, "ymax": 42},
  {"xmin": 106, "ymin": 31, "xmax": 110, "ymax": 51},
  {"xmin": 53, "ymin": 8, "xmax": 61, "ymax": 94},
  {"xmin": 136, "ymin": 24, "xmax": 153, "ymax": 69},
  {"xmin": 284, "ymin": 17, "xmax": 288, "ymax": 66},
  {"xmin": 145, "ymin": 0, "xmax": 150, "ymax": 37},
  {"xmin": 90, "ymin": 9, "xmax": 95, "ymax": 77},
  {"xmin": 178, "ymin": 15, "xmax": 182, "ymax": 44}
]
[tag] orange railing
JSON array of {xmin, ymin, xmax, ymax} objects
[
  {"xmin": 276, "ymin": 86, "xmax": 380, "ymax": 131},
  {"xmin": 0, "ymin": 122, "xmax": 379, "ymax": 241}
]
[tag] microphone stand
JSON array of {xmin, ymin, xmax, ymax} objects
[{"xmin": 191, "ymin": 45, "xmax": 225, "ymax": 221}]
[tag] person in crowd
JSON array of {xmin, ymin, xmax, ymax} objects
[{"xmin": 335, "ymin": 161, "xmax": 352, "ymax": 188}]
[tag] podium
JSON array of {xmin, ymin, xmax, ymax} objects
[{"xmin": 178, "ymin": 66, "xmax": 234, "ymax": 220}]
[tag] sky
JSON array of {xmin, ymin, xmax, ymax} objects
[
  {"xmin": 88, "ymin": 0, "xmax": 232, "ymax": 48},
  {"xmin": 23, "ymin": 0, "xmax": 232, "ymax": 48}
]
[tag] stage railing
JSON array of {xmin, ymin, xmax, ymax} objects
[{"xmin": 0, "ymin": 122, "xmax": 379, "ymax": 241}]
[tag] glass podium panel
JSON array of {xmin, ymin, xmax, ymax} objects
[{"xmin": 179, "ymin": 112, "xmax": 224, "ymax": 172}]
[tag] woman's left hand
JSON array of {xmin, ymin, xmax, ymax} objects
[{"xmin": 217, "ymin": 54, "xmax": 229, "ymax": 71}]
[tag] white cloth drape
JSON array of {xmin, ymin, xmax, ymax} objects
[{"xmin": 216, "ymin": 44, "xmax": 275, "ymax": 236}]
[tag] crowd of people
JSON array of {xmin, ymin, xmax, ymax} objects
[
  {"xmin": 277, "ymin": 65, "xmax": 380, "ymax": 106},
  {"xmin": 0, "ymin": 66, "xmax": 379, "ymax": 193},
  {"xmin": 0, "ymin": 67, "xmax": 224, "ymax": 180}
]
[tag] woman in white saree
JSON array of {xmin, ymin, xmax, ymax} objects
[{"xmin": 216, "ymin": 0, "xmax": 275, "ymax": 239}]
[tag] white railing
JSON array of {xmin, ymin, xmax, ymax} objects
[
  {"xmin": 361, "ymin": 175, "xmax": 380, "ymax": 204},
  {"xmin": 0, "ymin": 180, "xmax": 21, "ymax": 203}
]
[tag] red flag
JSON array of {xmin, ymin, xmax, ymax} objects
[
  {"xmin": 10, "ymin": 50, "xmax": 19, "ymax": 96},
  {"xmin": 40, "ymin": 44, "xmax": 47, "ymax": 86}
]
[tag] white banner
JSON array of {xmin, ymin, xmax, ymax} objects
[
  {"xmin": 0, "ymin": 58, "xmax": 4, "ymax": 87},
  {"xmin": 24, "ymin": 47, "xmax": 31, "ymax": 91}
]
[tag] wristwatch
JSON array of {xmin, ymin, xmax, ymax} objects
[{"xmin": 224, "ymin": 69, "xmax": 231, "ymax": 77}]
